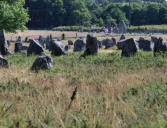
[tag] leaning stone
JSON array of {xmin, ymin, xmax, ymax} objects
[
  {"xmin": 27, "ymin": 39, "xmax": 45, "ymax": 56},
  {"xmin": 51, "ymin": 40, "xmax": 66, "ymax": 56},
  {"xmin": 31, "ymin": 56, "xmax": 53, "ymax": 71}
]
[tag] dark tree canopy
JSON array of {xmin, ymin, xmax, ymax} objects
[{"xmin": 1, "ymin": 0, "xmax": 167, "ymax": 30}]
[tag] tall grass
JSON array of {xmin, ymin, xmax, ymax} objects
[{"xmin": 0, "ymin": 50, "xmax": 167, "ymax": 127}]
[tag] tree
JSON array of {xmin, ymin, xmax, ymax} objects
[
  {"xmin": 63, "ymin": 0, "xmax": 91, "ymax": 26},
  {"xmin": 0, "ymin": 0, "xmax": 29, "ymax": 32}
]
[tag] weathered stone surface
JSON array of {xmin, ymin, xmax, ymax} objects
[
  {"xmin": 120, "ymin": 34, "xmax": 126, "ymax": 40},
  {"xmin": 153, "ymin": 37, "xmax": 167, "ymax": 56},
  {"xmin": 25, "ymin": 37, "xmax": 29, "ymax": 42},
  {"xmin": 97, "ymin": 40, "xmax": 102, "ymax": 48},
  {"xmin": 102, "ymin": 38, "xmax": 116, "ymax": 49},
  {"xmin": 120, "ymin": 38, "xmax": 139, "ymax": 57},
  {"xmin": 39, "ymin": 35, "xmax": 44, "ymax": 47},
  {"xmin": 46, "ymin": 35, "xmax": 52, "ymax": 50},
  {"xmin": 0, "ymin": 55, "xmax": 9, "ymax": 68},
  {"xmin": 51, "ymin": 40, "xmax": 66, "ymax": 56},
  {"xmin": 31, "ymin": 56, "xmax": 53, "ymax": 71},
  {"xmin": 15, "ymin": 43, "xmax": 22, "ymax": 53},
  {"xmin": 137, "ymin": 37, "xmax": 154, "ymax": 51},
  {"xmin": 81, "ymin": 34, "xmax": 99, "ymax": 57},
  {"xmin": 112, "ymin": 38, "xmax": 117, "ymax": 45},
  {"xmin": 118, "ymin": 20, "xmax": 127, "ymax": 34},
  {"xmin": 151, "ymin": 36, "xmax": 159, "ymax": 43},
  {"xmin": 68, "ymin": 40, "xmax": 73, "ymax": 45},
  {"xmin": 7, "ymin": 41, "xmax": 10, "ymax": 47},
  {"xmin": 15, "ymin": 36, "xmax": 23, "ymax": 53},
  {"xmin": 0, "ymin": 30, "xmax": 12, "ymax": 55},
  {"xmin": 73, "ymin": 38, "xmax": 86, "ymax": 52},
  {"xmin": 64, "ymin": 45, "xmax": 71, "ymax": 51},
  {"xmin": 27, "ymin": 39, "xmax": 45, "ymax": 56}
]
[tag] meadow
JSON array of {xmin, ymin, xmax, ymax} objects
[{"xmin": 0, "ymin": 35, "xmax": 167, "ymax": 128}]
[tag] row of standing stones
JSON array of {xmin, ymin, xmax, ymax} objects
[{"xmin": 0, "ymin": 29, "xmax": 166, "ymax": 71}]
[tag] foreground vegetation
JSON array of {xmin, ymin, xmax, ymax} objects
[{"xmin": 0, "ymin": 48, "xmax": 167, "ymax": 127}]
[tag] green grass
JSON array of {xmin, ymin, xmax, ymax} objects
[
  {"xmin": 0, "ymin": 50, "xmax": 167, "ymax": 127},
  {"xmin": 52, "ymin": 26, "xmax": 102, "ymax": 32},
  {"xmin": 128, "ymin": 24, "xmax": 167, "ymax": 31}
]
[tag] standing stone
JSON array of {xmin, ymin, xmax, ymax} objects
[
  {"xmin": 39, "ymin": 35, "xmax": 44, "ymax": 47},
  {"xmin": 68, "ymin": 40, "xmax": 73, "ymax": 45},
  {"xmin": 46, "ymin": 35, "xmax": 52, "ymax": 51},
  {"xmin": 0, "ymin": 29, "xmax": 12, "ymax": 55},
  {"xmin": 137, "ymin": 37, "xmax": 154, "ymax": 51},
  {"xmin": 64, "ymin": 45, "xmax": 71, "ymax": 51},
  {"xmin": 97, "ymin": 40, "xmax": 102, "ymax": 48},
  {"xmin": 0, "ymin": 55, "xmax": 9, "ymax": 68},
  {"xmin": 27, "ymin": 39, "xmax": 45, "ymax": 56},
  {"xmin": 25, "ymin": 37, "xmax": 29, "ymax": 42},
  {"xmin": 7, "ymin": 41, "xmax": 10, "ymax": 47},
  {"xmin": 112, "ymin": 37, "xmax": 117, "ymax": 45},
  {"xmin": 73, "ymin": 38, "xmax": 86, "ymax": 52},
  {"xmin": 151, "ymin": 36, "xmax": 159, "ymax": 43},
  {"xmin": 81, "ymin": 34, "xmax": 99, "ymax": 57},
  {"xmin": 118, "ymin": 20, "xmax": 127, "ymax": 34},
  {"xmin": 102, "ymin": 38, "xmax": 116, "ymax": 49},
  {"xmin": 31, "ymin": 56, "xmax": 53, "ymax": 71},
  {"xmin": 51, "ymin": 40, "xmax": 66, "ymax": 56},
  {"xmin": 15, "ymin": 36, "xmax": 22, "ymax": 53},
  {"xmin": 119, "ymin": 38, "xmax": 139, "ymax": 57},
  {"xmin": 120, "ymin": 34, "xmax": 126, "ymax": 41},
  {"xmin": 153, "ymin": 37, "xmax": 167, "ymax": 56}
]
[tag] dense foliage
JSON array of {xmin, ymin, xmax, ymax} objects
[
  {"xmin": 0, "ymin": 0, "xmax": 29, "ymax": 32},
  {"xmin": 25, "ymin": 0, "xmax": 167, "ymax": 29}
]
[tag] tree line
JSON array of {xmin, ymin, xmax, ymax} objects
[
  {"xmin": 1, "ymin": 0, "xmax": 167, "ymax": 32},
  {"xmin": 25, "ymin": 0, "xmax": 167, "ymax": 29}
]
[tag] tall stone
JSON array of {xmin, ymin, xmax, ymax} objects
[
  {"xmin": 15, "ymin": 36, "xmax": 22, "ymax": 53},
  {"xmin": 153, "ymin": 37, "xmax": 167, "ymax": 56},
  {"xmin": 0, "ymin": 29, "xmax": 12, "ymax": 55},
  {"xmin": 81, "ymin": 34, "xmax": 99, "ymax": 57},
  {"xmin": 39, "ymin": 35, "xmax": 44, "ymax": 47},
  {"xmin": 46, "ymin": 35, "xmax": 52, "ymax": 51},
  {"xmin": 118, "ymin": 20, "xmax": 127, "ymax": 34}
]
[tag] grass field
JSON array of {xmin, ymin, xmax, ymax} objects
[{"xmin": 1, "ymin": 33, "xmax": 167, "ymax": 127}]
